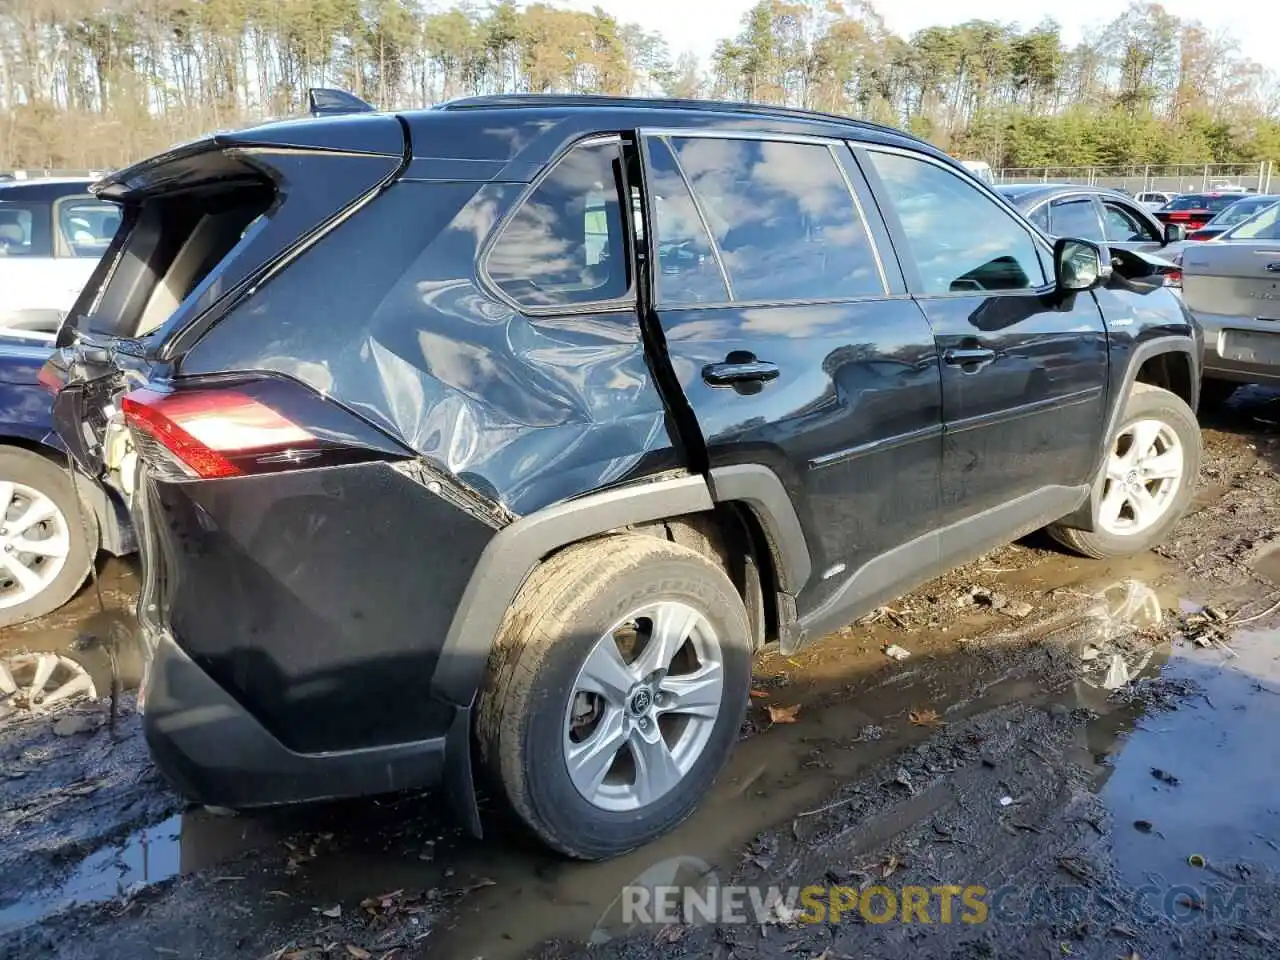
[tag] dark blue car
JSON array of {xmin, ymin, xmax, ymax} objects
[{"xmin": 0, "ymin": 332, "xmax": 133, "ymax": 626}]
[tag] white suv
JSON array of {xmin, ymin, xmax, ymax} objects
[{"xmin": 0, "ymin": 178, "xmax": 119, "ymax": 338}]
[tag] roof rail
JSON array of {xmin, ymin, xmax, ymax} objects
[{"xmin": 435, "ymin": 94, "xmax": 919, "ymax": 143}]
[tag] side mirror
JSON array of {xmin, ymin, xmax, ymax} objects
[
  {"xmin": 1164, "ymin": 223, "xmax": 1186, "ymax": 244},
  {"xmin": 1054, "ymin": 237, "xmax": 1112, "ymax": 292}
]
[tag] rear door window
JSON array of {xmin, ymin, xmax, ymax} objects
[
  {"xmin": 1049, "ymin": 197, "xmax": 1104, "ymax": 241},
  {"xmin": 1027, "ymin": 204, "xmax": 1051, "ymax": 233},
  {"xmin": 642, "ymin": 138, "xmax": 729, "ymax": 305},
  {"xmin": 485, "ymin": 139, "xmax": 631, "ymax": 309},
  {"xmin": 667, "ymin": 136, "xmax": 884, "ymax": 302}
]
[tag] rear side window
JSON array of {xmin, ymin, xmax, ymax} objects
[
  {"xmin": 56, "ymin": 198, "xmax": 121, "ymax": 257},
  {"xmin": 1049, "ymin": 198, "xmax": 1103, "ymax": 241},
  {"xmin": 0, "ymin": 202, "xmax": 48, "ymax": 257},
  {"xmin": 868, "ymin": 150, "xmax": 1045, "ymax": 295},
  {"xmin": 485, "ymin": 140, "xmax": 631, "ymax": 309},
  {"xmin": 669, "ymin": 136, "xmax": 884, "ymax": 301}
]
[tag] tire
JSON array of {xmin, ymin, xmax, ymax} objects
[
  {"xmin": 476, "ymin": 533, "xmax": 752, "ymax": 860},
  {"xmin": 1048, "ymin": 382, "xmax": 1200, "ymax": 560},
  {"xmin": 0, "ymin": 448, "xmax": 98, "ymax": 628},
  {"xmin": 1198, "ymin": 377, "xmax": 1238, "ymax": 409}
]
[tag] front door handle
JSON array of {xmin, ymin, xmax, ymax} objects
[
  {"xmin": 702, "ymin": 356, "xmax": 780, "ymax": 386},
  {"xmin": 943, "ymin": 347, "xmax": 996, "ymax": 370}
]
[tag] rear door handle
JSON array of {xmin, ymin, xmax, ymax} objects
[
  {"xmin": 943, "ymin": 347, "xmax": 996, "ymax": 369},
  {"xmin": 702, "ymin": 359, "xmax": 780, "ymax": 386}
]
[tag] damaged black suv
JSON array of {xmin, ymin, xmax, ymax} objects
[{"xmin": 45, "ymin": 95, "xmax": 1202, "ymax": 860}]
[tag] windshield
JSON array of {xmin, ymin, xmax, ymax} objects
[
  {"xmin": 1207, "ymin": 197, "xmax": 1276, "ymax": 228},
  {"xmin": 1163, "ymin": 193, "xmax": 1247, "ymax": 212},
  {"xmin": 1221, "ymin": 201, "xmax": 1280, "ymax": 241}
]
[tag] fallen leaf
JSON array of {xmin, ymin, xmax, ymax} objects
[
  {"xmin": 767, "ymin": 703, "xmax": 802, "ymax": 724},
  {"xmin": 654, "ymin": 924, "xmax": 685, "ymax": 944},
  {"xmin": 319, "ymin": 905, "xmax": 341, "ymax": 919},
  {"xmin": 346, "ymin": 947, "xmax": 372, "ymax": 960},
  {"xmin": 908, "ymin": 707, "xmax": 943, "ymax": 727},
  {"xmin": 750, "ymin": 689, "xmax": 770, "ymax": 699},
  {"xmin": 881, "ymin": 853, "xmax": 901, "ymax": 878}
]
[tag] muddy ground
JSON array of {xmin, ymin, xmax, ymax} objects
[{"xmin": 3, "ymin": 389, "xmax": 1280, "ymax": 960}]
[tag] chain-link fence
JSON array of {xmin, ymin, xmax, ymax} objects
[
  {"xmin": 0, "ymin": 168, "xmax": 108, "ymax": 182},
  {"xmin": 995, "ymin": 161, "xmax": 1277, "ymax": 195}
]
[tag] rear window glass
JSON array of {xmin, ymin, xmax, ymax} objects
[
  {"xmin": 485, "ymin": 140, "xmax": 631, "ymax": 309},
  {"xmin": 81, "ymin": 150, "xmax": 398, "ymax": 341},
  {"xmin": 1165, "ymin": 194, "xmax": 1246, "ymax": 212}
]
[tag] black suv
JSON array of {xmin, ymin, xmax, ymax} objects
[{"xmin": 45, "ymin": 95, "xmax": 1202, "ymax": 860}]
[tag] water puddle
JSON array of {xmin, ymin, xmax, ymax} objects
[
  {"xmin": 1088, "ymin": 623, "xmax": 1280, "ymax": 889},
  {"xmin": 0, "ymin": 607, "xmax": 145, "ymax": 722},
  {"xmin": 4, "ymin": 550, "xmax": 1278, "ymax": 957},
  {"xmin": 0, "ymin": 817, "xmax": 182, "ymax": 934}
]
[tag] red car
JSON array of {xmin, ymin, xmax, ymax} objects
[{"xmin": 1153, "ymin": 192, "xmax": 1250, "ymax": 232}]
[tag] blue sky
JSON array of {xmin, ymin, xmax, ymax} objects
[{"xmin": 562, "ymin": 0, "xmax": 1279, "ymax": 73}]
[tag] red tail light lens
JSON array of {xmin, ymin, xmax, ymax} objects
[
  {"xmin": 123, "ymin": 387, "xmax": 314, "ymax": 479},
  {"xmin": 37, "ymin": 363, "xmax": 63, "ymax": 394}
]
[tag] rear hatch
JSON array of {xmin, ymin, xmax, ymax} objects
[
  {"xmin": 44, "ymin": 112, "xmax": 408, "ymax": 486},
  {"xmin": 41, "ymin": 112, "xmax": 517, "ymax": 754}
]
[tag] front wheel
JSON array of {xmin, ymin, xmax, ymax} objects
[
  {"xmin": 476, "ymin": 533, "xmax": 752, "ymax": 859},
  {"xmin": 1049, "ymin": 382, "xmax": 1201, "ymax": 560}
]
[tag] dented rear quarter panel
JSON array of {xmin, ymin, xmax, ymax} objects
[{"xmin": 179, "ymin": 175, "xmax": 683, "ymax": 519}]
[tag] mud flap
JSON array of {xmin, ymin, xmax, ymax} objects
[{"xmin": 446, "ymin": 705, "xmax": 483, "ymax": 838}]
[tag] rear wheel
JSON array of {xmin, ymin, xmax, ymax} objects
[
  {"xmin": 476, "ymin": 533, "xmax": 751, "ymax": 859},
  {"xmin": 1049, "ymin": 383, "xmax": 1200, "ymax": 560},
  {"xmin": 0, "ymin": 448, "xmax": 97, "ymax": 628}
]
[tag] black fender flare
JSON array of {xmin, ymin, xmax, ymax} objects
[
  {"xmin": 1057, "ymin": 336, "xmax": 1200, "ymax": 532},
  {"xmin": 431, "ymin": 466, "xmax": 812, "ymax": 708}
]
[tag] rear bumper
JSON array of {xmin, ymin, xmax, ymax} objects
[
  {"xmin": 142, "ymin": 631, "xmax": 470, "ymax": 810},
  {"xmin": 1192, "ymin": 311, "xmax": 1280, "ymax": 384}
]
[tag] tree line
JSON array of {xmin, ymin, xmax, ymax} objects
[{"xmin": 1, "ymin": 0, "xmax": 1277, "ymax": 171}]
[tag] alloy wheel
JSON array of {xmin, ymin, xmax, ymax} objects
[
  {"xmin": 563, "ymin": 601, "xmax": 724, "ymax": 812},
  {"xmin": 0, "ymin": 481, "xmax": 72, "ymax": 609},
  {"xmin": 1097, "ymin": 418, "xmax": 1184, "ymax": 536}
]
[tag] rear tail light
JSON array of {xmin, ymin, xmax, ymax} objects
[
  {"xmin": 121, "ymin": 379, "xmax": 407, "ymax": 480},
  {"xmin": 1164, "ymin": 253, "xmax": 1183, "ymax": 289},
  {"xmin": 37, "ymin": 363, "xmax": 63, "ymax": 394}
]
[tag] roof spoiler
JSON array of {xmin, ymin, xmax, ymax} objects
[{"xmin": 307, "ymin": 88, "xmax": 376, "ymax": 118}]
